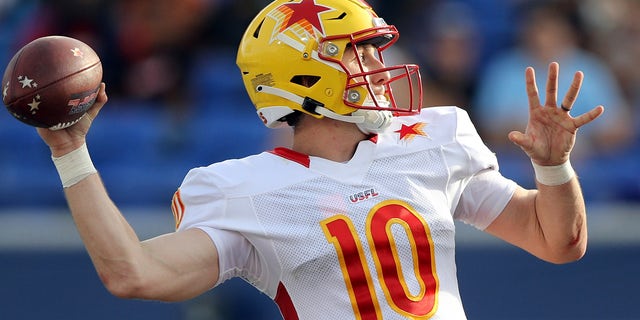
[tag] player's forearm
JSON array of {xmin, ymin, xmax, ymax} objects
[
  {"xmin": 533, "ymin": 177, "xmax": 588, "ymax": 263},
  {"xmin": 63, "ymin": 173, "xmax": 148, "ymax": 297}
]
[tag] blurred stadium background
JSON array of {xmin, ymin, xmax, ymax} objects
[{"xmin": 1, "ymin": 0, "xmax": 638, "ymax": 319}]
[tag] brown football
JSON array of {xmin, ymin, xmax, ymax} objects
[{"xmin": 2, "ymin": 35, "xmax": 103, "ymax": 130}]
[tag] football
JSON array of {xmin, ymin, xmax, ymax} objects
[{"xmin": 2, "ymin": 35, "xmax": 103, "ymax": 130}]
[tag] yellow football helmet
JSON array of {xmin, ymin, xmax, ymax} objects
[{"xmin": 236, "ymin": 0, "xmax": 422, "ymax": 133}]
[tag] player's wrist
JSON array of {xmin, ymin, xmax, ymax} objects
[
  {"xmin": 531, "ymin": 160, "xmax": 575, "ymax": 186},
  {"xmin": 51, "ymin": 142, "xmax": 97, "ymax": 188},
  {"xmin": 47, "ymin": 139, "xmax": 87, "ymax": 158}
]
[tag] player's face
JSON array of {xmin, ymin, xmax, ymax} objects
[{"xmin": 342, "ymin": 44, "xmax": 391, "ymax": 103}]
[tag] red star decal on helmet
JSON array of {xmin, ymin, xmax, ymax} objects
[
  {"xmin": 395, "ymin": 122, "xmax": 428, "ymax": 141},
  {"xmin": 279, "ymin": 0, "xmax": 333, "ymax": 36}
]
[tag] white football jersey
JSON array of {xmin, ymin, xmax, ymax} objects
[{"xmin": 173, "ymin": 107, "xmax": 517, "ymax": 319}]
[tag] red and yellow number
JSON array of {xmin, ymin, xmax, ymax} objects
[{"xmin": 321, "ymin": 200, "xmax": 439, "ymax": 320}]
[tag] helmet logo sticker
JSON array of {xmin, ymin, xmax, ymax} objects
[
  {"xmin": 270, "ymin": 0, "xmax": 334, "ymax": 43},
  {"xmin": 251, "ymin": 73, "xmax": 275, "ymax": 91}
]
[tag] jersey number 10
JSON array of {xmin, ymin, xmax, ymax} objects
[{"xmin": 321, "ymin": 200, "xmax": 440, "ymax": 320}]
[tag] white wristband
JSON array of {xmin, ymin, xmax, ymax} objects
[
  {"xmin": 531, "ymin": 160, "xmax": 575, "ymax": 186},
  {"xmin": 51, "ymin": 143, "xmax": 97, "ymax": 188}
]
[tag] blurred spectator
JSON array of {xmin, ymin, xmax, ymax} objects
[
  {"xmin": 112, "ymin": 0, "xmax": 214, "ymax": 99},
  {"xmin": 579, "ymin": 1, "xmax": 638, "ymax": 91},
  {"xmin": 576, "ymin": 0, "xmax": 640, "ymax": 201},
  {"xmin": 580, "ymin": 0, "xmax": 640, "ymax": 127},
  {"xmin": 473, "ymin": 1, "xmax": 634, "ymax": 162},
  {"xmin": 471, "ymin": 1, "xmax": 638, "ymax": 201},
  {"xmin": 6, "ymin": 0, "xmax": 112, "ymax": 72},
  {"xmin": 411, "ymin": 1, "xmax": 483, "ymax": 120},
  {"xmin": 11, "ymin": 0, "xmax": 222, "ymax": 149},
  {"xmin": 110, "ymin": 0, "xmax": 218, "ymax": 149}
]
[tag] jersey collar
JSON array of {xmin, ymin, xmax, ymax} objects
[{"xmin": 269, "ymin": 135, "xmax": 378, "ymax": 169}]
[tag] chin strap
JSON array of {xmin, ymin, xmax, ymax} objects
[
  {"xmin": 257, "ymin": 85, "xmax": 305, "ymax": 106},
  {"xmin": 257, "ymin": 85, "xmax": 393, "ymax": 134}
]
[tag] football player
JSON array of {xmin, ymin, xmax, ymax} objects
[{"xmin": 37, "ymin": 0, "xmax": 603, "ymax": 319}]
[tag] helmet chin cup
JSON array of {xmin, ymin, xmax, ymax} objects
[
  {"xmin": 353, "ymin": 109, "xmax": 393, "ymax": 134},
  {"xmin": 315, "ymin": 106, "xmax": 392, "ymax": 134}
]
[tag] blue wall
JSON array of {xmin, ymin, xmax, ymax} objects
[{"xmin": 1, "ymin": 243, "xmax": 638, "ymax": 320}]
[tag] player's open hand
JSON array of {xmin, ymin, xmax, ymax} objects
[
  {"xmin": 508, "ymin": 62, "xmax": 604, "ymax": 166},
  {"xmin": 37, "ymin": 82, "xmax": 108, "ymax": 157}
]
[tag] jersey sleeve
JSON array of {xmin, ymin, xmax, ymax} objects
[
  {"xmin": 173, "ymin": 167, "xmax": 264, "ymax": 289},
  {"xmin": 454, "ymin": 170, "xmax": 517, "ymax": 230},
  {"xmin": 452, "ymin": 108, "xmax": 499, "ymax": 172},
  {"xmin": 447, "ymin": 108, "xmax": 518, "ymax": 229}
]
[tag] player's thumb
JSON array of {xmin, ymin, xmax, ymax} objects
[{"xmin": 508, "ymin": 131, "xmax": 530, "ymax": 149}]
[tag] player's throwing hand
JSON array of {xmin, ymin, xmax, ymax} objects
[{"xmin": 36, "ymin": 83, "xmax": 108, "ymax": 157}]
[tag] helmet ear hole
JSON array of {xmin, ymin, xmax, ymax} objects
[{"xmin": 291, "ymin": 75, "xmax": 321, "ymax": 88}]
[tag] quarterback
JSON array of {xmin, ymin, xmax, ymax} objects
[{"xmin": 37, "ymin": 0, "xmax": 603, "ymax": 319}]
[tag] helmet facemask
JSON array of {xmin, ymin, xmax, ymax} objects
[
  {"xmin": 318, "ymin": 22, "xmax": 423, "ymax": 116},
  {"xmin": 311, "ymin": 22, "xmax": 422, "ymax": 133}
]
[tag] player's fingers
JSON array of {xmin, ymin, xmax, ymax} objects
[
  {"xmin": 560, "ymin": 71, "xmax": 583, "ymax": 112},
  {"xmin": 544, "ymin": 62, "xmax": 559, "ymax": 107},
  {"xmin": 573, "ymin": 105, "xmax": 604, "ymax": 128},
  {"xmin": 525, "ymin": 67, "xmax": 541, "ymax": 110},
  {"xmin": 86, "ymin": 83, "xmax": 108, "ymax": 121}
]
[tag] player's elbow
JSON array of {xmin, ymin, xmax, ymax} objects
[
  {"xmin": 99, "ymin": 272, "xmax": 138, "ymax": 299},
  {"xmin": 544, "ymin": 236, "xmax": 588, "ymax": 264},
  {"xmin": 97, "ymin": 267, "xmax": 155, "ymax": 300},
  {"xmin": 548, "ymin": 245, "xmax": 586, "ymax": 264},
  {"xmin": 99, "ymin": 267, "xmax": 186, "ymax": 302}
]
